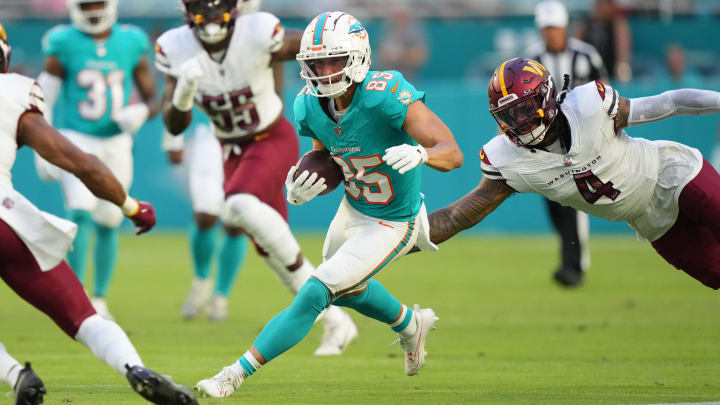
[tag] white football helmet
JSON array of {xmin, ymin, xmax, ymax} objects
[
  {"xmin": 297, "ymin": 11, "xmax": 371, "ymax": 98},
  {"xmin": 67, "ymin": 0, "xmax": 118, "ymax": 35}
]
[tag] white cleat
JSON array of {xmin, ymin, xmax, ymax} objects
[
  {"xmin": 90, "ymin": 297, "xmax": 115, "ymax": 321},
  {"xmin": 314, "ymin": 308, "xmax": 358, "ymax": 356},
  {"xmin": 393, "ymin": 305, "xmax": 439, "ymax": 376},
  {"xmin": 207, "ymin": 295, "xmax": 228, "ymax": 322},
  {"xmin": 181, "ymin": 278, "xmax": 212, "ymax": 319},
  {"xmin": 195, "ymin": 366, "xmax": 244, "ymax": 398}
]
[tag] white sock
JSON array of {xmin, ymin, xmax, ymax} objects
[
  {"xmin": 0, "ymin": 343, "xmax": 21, "ymax": 387},
  {"xmin": 321, "ymin": 305, "xmax": 348, "ymax": 328},
  {"xmin": 222, "ymin": 194, "xmax": 301, "ymax": 265},
  {"xmin": 236, "ymin": 351, "xmax": 262, "ymax": 378},
  {"xmin": 391, "ymin": 305, "xmax": 418, "ymax": 338},
  {"xmin": 264, "ymin": 256, "xmax": 314, "ymax": 294},
  {"xmin": 74, "ymin": 314, "xmax": 144, "ymax": 375}
]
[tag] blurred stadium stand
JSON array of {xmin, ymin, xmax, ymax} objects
[{"xmin": 2, "ymin": 0, "xmax": 719, "ymax": 234}]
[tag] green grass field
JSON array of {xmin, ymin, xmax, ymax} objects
[{"xmin": 1, "ymin": 233, "xmax": 719, "ymax": 405}]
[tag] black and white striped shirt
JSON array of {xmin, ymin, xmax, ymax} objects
[{"xmin": 526, "ymin": 37, "xmax": 608, "ymax": 89}]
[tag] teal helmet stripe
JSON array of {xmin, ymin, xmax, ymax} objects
[{"xmin": 313, "ymin": 12, "xmax": 330, "ymax": 46}]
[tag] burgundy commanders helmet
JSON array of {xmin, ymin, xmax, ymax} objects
[
  {"xmin": 0, "ymin": 23, "xmax": 11, "ymax": 74},
  {"xmin": 182, "ymin": 0, "xmax": 240, "ymax": 44},
  {"xmin": 488, "ymin": 58, "xmax": 558, "ymax": 147}
]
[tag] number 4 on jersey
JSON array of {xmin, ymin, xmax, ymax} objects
[{"xmin": 573, "ymin": 170, "xmax": 621, "ymax": 204}]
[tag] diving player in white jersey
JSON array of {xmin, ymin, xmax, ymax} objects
[
  {"xmin": 0, "ymin": 23, "xmax": 196, "ymax": 405},
  {"xmin": 423, "ymin": 57, "xmax": 720, "ymax": 289},
  {"xmin": 155, "ymin": 0, "xmax": 357, "ymax": 353},
  {"xmin": 34, "ymin": 0, "xmax": 159, "ymax": 320}
]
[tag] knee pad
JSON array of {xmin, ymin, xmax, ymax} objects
[{"xmin": 222, "ymin": 193, "xmax": 300, "ymax": 265}]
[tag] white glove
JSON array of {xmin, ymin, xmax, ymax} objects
[
  {"xmin": 382, "ymin": 144, "xmax": 428, "ymax": 174},
  {"xmin": 172, "ymin": 57, "xmax": 203, "ymax": 112},
  {"xmin": 114, "ymin": 103, "xmax": 150, "ymax": 135},
  {"xmin": 285, "ymin": 166, "xmax": 327, "ymax": 206}
]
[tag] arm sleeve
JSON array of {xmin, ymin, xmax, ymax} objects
[
  {"xmin": 594, "ymin": 81, "xmax": 619, "ymax": 119},
  {"xmin": 28, "ymin": 82, "xmax": 47, "ymax": 116},
  {"xmin": 383, "ymin": 72, "xmax": 426, "ymax": 130},
  {"xmin": 628, "ymin": 89, "xmax": 720, "ymax": 127},
  {"xmin": 479, "ymin": 148, "xmax": 506, "ymax": 182},
  {"xmin": 293, "ymin": 96, "xmax": 317, "ymax": 139}
]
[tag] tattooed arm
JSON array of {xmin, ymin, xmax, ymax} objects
[{"xmin": 426, "ymin": 177, "xmax": 514, "ymax": 246}]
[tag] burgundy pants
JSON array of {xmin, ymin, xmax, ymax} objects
[
  {"xmin": 651, "ymin": 159, "xmax": 720, "ymax": 289},
  {"xmin": 0, "ymin": 219, "xmax": 96, "ymax": 337}
]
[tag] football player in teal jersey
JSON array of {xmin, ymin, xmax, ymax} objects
[
  {"xmin": 34, "ymin": 0, "xmax": 159, "ymax": 320},
  {"xmin": 195, "ymin": 12, "xmax": 462, "ymax": 398}
]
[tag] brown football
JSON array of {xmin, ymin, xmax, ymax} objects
[{"xmin": 293, "ymin": 149, "xmax": 344, "ymax": 195}]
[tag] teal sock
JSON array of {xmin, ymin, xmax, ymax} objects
[
  {"xmin": 93, "ymin": 224, "xmax": 118, "ymax": 297},
  {"xmin": 189, "ymin": 222, "xmax": 219, "ymax": 280},
  {"xmin": 66, "ymin": 210, "xmax": 93, "ymax": 283},
  {"xmin": 252, "ymin": 278, "xmax": 331, "ymax": 363},
  {"xmin": 333, "ymin": 279, "xmax": 405, "ymax": 326},
  {"xmin": 215, "ymin": 234, "xmax": 248, "ymax": 297}
]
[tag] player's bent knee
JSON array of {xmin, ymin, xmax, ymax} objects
[
  {"xmin": 292, "ymin": 278, "xmax": 332, "ymax": 313},
  {"xmin": 222, "ymin": 193, "xmax": 261, "ymax": 227}
]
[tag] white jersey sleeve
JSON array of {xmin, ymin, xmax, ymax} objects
[
  {"xmin": 155, "ymin": 26, "xmax": 203, "ymax": 78},
  {"xmin": 0, "ymin": 74, "xmax": 46, "ymax": 183},
  {"xmin": 252, "ymin": 12, "xmax": 284, "ymax": 53}
]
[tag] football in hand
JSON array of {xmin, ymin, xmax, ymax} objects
[{"xmin": 293, "ymin": 150, "xmax": 344, "ymax": 195}]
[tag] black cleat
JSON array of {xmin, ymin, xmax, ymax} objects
[
  {"xmin": 553, "ymin": 267, "xmax": 584, "ymax": 287},
  {"xmin": 126, "ymin": 365, "xmax": 198, "ymax": 405},
  {"xmin": 14, "ymin": 362, "xmax": 46, "ymax": 405}
]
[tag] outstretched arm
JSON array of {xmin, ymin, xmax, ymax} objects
[
  {"xmin": 615, "ymin": 89, "xmax": 720, "ymax": 129},
  {"xmin": 426, "ymin": 177, "xmax": 514, "ymax": 245},
  {"xmin": 19, "ymin": 112, "xmax": 156, "ymax": 234}
]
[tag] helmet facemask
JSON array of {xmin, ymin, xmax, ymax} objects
[
  {"xmin": 298, "ymin": 54, "xmax": 356, "ymax": 98},
  {"xmin": 68, "ymin": 0, "xmax": 118, "ymax": 35},
  {"xmin": 492, "ymin": 82, "xmax": 555, "ymax": 146},
  {"xmin": 183, "ymin": 0, "xmax": 238, "ymax": 45}
]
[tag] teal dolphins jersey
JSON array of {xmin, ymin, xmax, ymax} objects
[
  {"xmin": 294, "ymin": 70, "xmax": 425, "ymax": 222},
  {"xmin": 42, "ymin": 24, "xmax": 150, "ymax": 137}
]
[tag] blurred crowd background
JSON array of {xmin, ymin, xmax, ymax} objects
[{"xmin": 2, "ymin": 0, "xmax": 719, "ymax": 234}]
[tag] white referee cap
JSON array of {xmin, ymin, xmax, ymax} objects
[{"xmin": 535, "ymin": 0, "xmax": 569, "ymax": 28}]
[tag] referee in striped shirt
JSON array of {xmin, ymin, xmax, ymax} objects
[{"xmin": 526, "ymin": 1, "xmax": 609, "ymax": 287}]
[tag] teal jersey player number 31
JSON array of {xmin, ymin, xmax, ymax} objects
[
  {"xmin": 294, "ymin": 70, "xmax": 425, "ymax": 221},
  {"xmin": 42, "ymin": 23, "xmax": 150, "ymax": 136}
]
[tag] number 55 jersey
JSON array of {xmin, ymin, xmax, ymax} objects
[
  {"xmin": 155, "ymin": 12, "xmax": 284, "ymax": 140},
  {"xmin": 480, "ymin": 81, "xmax": 703, "ymax": 242}
]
